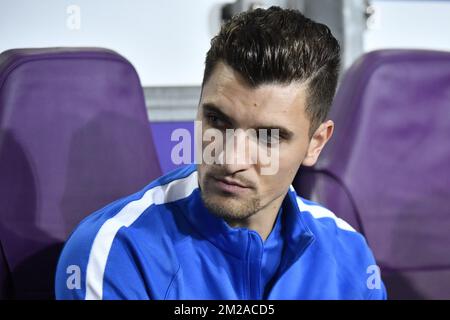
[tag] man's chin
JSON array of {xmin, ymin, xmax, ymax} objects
[{"xmin": 200, "ymin": 192, "xmax": 260, "ymax": 221}]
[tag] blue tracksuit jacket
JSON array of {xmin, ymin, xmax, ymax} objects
[{"xmin": 55, "ymin": 164, "xmax": 387, "ymax": 299}]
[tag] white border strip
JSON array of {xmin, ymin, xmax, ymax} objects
[{"xmin": 291, "ymin": 186, "xmax": 355, "ymax": 232}]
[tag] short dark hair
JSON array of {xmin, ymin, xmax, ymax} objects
[{"xmin": 203, "ymin": 6, "xmax": 341, "ymax": 136}]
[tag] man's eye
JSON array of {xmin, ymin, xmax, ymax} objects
[
  {"xmin": 258, "ymin": 130, "xmax": 281, "ymax": 146},
  {"xmin": 208, "ymin": 115, "xmax": 218, "ymax": 123},
  {"xmin": 206, "ymin": 114, "xmax": 224, "ymax": 127}
]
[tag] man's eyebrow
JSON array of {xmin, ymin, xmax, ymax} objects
[
  {"xmin": 201, "ymin": 103, "xmax": 235, "ymax": 125},
  {"xmin": 202, "ymin": 102, "xmax": 294, "ymax": 139}
]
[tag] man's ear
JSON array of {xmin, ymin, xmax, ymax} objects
[{"xmin": 302, "ymin": 120, "xmax": 334, "ymax": 167}]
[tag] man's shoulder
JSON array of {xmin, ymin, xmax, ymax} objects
[
  {"xmin": 294, "ymin": 194, "xmax": 386, "ymax": 299},
  {"xmin": 294, "ymin": 194, "xmax": 375, "ymax": 269},
  {"xmin": 56, "ymin": 165, "xmax": 198, "ymax": 268},
  {"xmin": 55, "ymin": 165, "xmax": 198, "ymax": 299}
]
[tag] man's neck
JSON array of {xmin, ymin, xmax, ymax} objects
[{"xmin": 225, "ymin": 192, "xmax": 286, "ymax": 241}]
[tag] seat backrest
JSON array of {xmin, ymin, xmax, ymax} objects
[
  {"xmin": 294, "ymin": 49, "xmax": 450, "ymax": 299},
  {"xmin": 0, "ymin": 48, "xmax": 161, "ymax": 299}
]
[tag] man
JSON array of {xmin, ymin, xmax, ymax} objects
[{"xmin": 56, "ymin": 6, "xmax": 386, "ymax": 299}]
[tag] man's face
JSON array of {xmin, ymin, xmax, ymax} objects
[{"xmin": 197, "ymin": 62, "xmax": 331, "ymax": 221}]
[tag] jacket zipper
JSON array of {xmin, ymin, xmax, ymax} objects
[{"xmin": 246, "ymin": 232, "xmax": 263, "ymax": 300}]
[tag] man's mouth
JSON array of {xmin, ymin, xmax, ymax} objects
[{"xmin": 211, "ymin": 176, "xmax": 252, "ymax": 194}]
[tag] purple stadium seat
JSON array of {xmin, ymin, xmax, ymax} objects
[
  {"xmin": 0, "ymin": 48, "xmax": 161, "ymax": 299},
  {"xmin": 294, "ymin": 50, "xmax": 450, "ymax": 299}
]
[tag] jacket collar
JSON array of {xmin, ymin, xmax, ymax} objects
[{"xmin": 180, "ymin": 183, "xmax": 315, "ymax": 262}]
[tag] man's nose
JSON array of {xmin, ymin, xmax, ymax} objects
[{"xmin": 217, "ymin": 129, "xmax": 257, "ymax": 174}]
